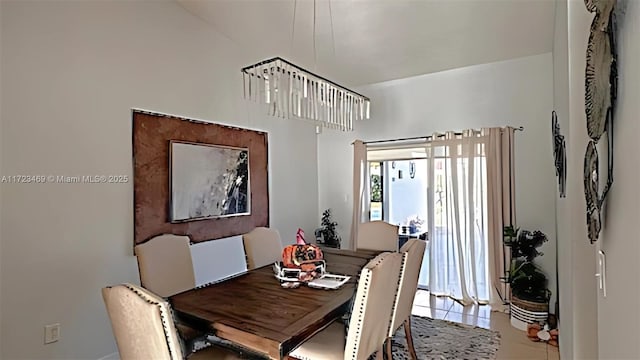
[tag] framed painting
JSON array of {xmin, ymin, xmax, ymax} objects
[
  {"xmin": 170, "ymin": 141, "xmax": 250, "ymax": 222},
  {"xmin": 133, "ymin": 110, "xmax": 268, "ymax": 246}
]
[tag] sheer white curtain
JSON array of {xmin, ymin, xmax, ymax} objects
[
  {"xmin": 351, "ymin": 140, "xmax": 369, "ymax": 250},
  {"xmin": 352, "ymin": 129, "xmax": 515, "ymax": 305},
  {"xmin": 427, "ymin": 131, "xmax": 491, "ymax": 305}
]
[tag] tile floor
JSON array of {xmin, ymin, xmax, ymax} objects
[{"xmin": 412, "ymin": 290, "xmax": 560, "ymax": 360}]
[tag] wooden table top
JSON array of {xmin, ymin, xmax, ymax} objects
[{"xmin": 170, "ymin": 249, "xmax": 379, "ymax": 359}]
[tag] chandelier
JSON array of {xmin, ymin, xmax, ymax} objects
[{"xmin": 241, "ymin": 57, "xmax": 370, "ymax": 132}]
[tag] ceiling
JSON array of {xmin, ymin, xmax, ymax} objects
[{"xmin": 176, "ymin": 0, "xmax": 555, "ymax": 86}]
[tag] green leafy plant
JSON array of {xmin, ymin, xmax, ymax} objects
[
  {"xmin": 371, "ymin": 174, "xmax": 382, "ymax": 202},
  {"xmin": 504, "ymin": 226, "xmax": 550, "ymax": 302},
  {"xmin": 320, "ymin": 209, "xmax": 341, "ymax": 248}
]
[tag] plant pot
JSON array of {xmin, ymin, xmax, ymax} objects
[{"xmin": 510, "ymin": 295, "xmax": 549, "ymax": 331}]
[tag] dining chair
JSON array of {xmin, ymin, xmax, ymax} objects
[
  {"xmin": 289, "ymin": 251, "xmax": 404, "ymax": 360},
  {"xmin": 356, "ymin": 221, "xmax": 399, "ymax": 252},
  {"xmin": 135, "ymin": 234, "xmax": 196, "ymax": 297},
  {"xmin": 385, "ymin": 239, "xmax": 427, "ymax": 360},
  {"xmin": 242, "ymin": 227, "xmax": 284, "ymax": 269},
  {"xmin": 135, "ymin": 234, "xmax": 208, "ymax": 351},
  {"xmin": 102, "ymin": 283, "xmax": 241, "ymax": 360}
]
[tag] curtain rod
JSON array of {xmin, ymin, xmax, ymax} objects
[{"xmin": 361, "ymin": 126, "xmax": 524, "ymax": 145}]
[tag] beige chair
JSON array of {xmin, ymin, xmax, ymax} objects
[
  {"xmin": 289, "ymin": 251, "xmax": 404, "ymax": 360},
  {"xmin": 242, "ymin": 227, "xmax": 284, "ymax": 269},
  {"xmin": 102, "ymin": 283, "xmax": 241, "ymax": 360},
  {"xmin": 385, "ymin": 239, "xmax": 427, "ymax": 360},
  {"xmin": 356, "ymin": 221, "xmax": 399, "ymax": 252},
  {"xmin": 135, "ymin": 234, "xmax": 206, "ymax": 351},
  {"xmin": 135, "ymin": 234, "xmax": 196, "ymax": 298}
]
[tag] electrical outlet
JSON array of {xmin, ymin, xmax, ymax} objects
[{"xmin": 44, "ymin": 323, "xmax": 60, "ymax": 344}]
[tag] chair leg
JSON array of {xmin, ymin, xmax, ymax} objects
[
  {"xmin": 384, "ymin": 337, "xmax": 393, "ymax": 360},
  {"xmin": 404, "ymin": 317, "xmax": 418, "ymax": 360}
]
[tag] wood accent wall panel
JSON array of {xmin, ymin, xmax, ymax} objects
[{"xmin": 133, "ymin": 111, "xmax": 269, "ymax": 246}]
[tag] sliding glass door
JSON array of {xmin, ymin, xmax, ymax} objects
[
  {"xmin": 368, "ymin": 158, "xmax": 430, "ymax": 288},
  {"xmin": 369, "ymin": 162, "xmax": 383, "ymax": 221},
  {"xmin": 366, "ymin": 145, "xmax": 490, "ymax": 301}
]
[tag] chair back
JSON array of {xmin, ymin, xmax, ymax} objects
[
  {"xmin": 242, "ymin": 227, "xmax": 283, "ymax": 269},
  {"xmin": 389, "ymin": 239, "xmax": 427, "ymax": 335},
  {"xmin": 345, "ymin": 251, "xmax": 403, "ymax": 359},
  {"xmin": 135, "ymin": 234, "xmax": 196, "ymax": 297},
  {"xmin": 356, "ymin": 221, "xmax": 399, "ymax": 251},
  {"xmin": 102, "ymin": 283, "xmax": 183, "ymax": 360}
]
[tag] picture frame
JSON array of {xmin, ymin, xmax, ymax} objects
[{"xmin": 169, "ymin": 140, "xmax": 250, "ymax": 222}]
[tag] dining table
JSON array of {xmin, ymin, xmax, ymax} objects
[{"xmin": 170, "ymin": 248, "xmax": 380, "ymax": 359}]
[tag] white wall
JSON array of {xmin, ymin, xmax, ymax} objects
[
  {"xmin": 553, "ymin": 0, "xmax": 606, "ymax": 358},
  {"xmin": 0, "ymin": 0, "xmax": 4, "ymax": 347},
  {"xmin": 555, "ymin": 0, "xmax": 640, "ymax": 358},
  {"xmin": 565, "ymin": 2, "xmax": 600, "ymax": 356},
  {"xmin": 551, "ymin": 1, "xmax": 574, "ymax": 359},
  {"xmin": 0, "ymin": 1, "xmax": 319, "ymax": 358},
  {"xmin": 594, "ymin": 0, "xmax": 640, "ymax": 357},
  {"xmin": 318, "ymin": 53, "xmax": 558, "ymax": 311},
  {"xmin": 0, "ymin": 0, "xmax": 4, "ymax": 348}
]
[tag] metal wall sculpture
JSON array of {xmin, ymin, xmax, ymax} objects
[
  {"xmin": 551, "ymin": 111, "xmax": 566, "ymax": 198},
  {"xmin": 583, "ymin": 0, "xmax": 617, "ymax": 243}
]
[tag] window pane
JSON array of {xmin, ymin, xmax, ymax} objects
[
  {"xmin": 388, "ymin": 159, "xmax": 428, "ymax": 235},
  {"xmin": 369, "ymin": 162, "xmax": 383, "ymax": 221}
]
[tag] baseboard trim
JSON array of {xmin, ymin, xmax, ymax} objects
[{"xmin": 97, "ymin": 351, "xmax": 119, "ymax": 360}]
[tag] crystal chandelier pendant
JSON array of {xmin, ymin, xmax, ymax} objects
[{"xmin": 241, "ymin": 57, "xmax": 370, "ymax": 131}]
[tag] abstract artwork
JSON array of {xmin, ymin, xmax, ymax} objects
[
  {"xmin": 170, "ymin": 141, "xmax": 249, "ymax": 222},
  {"xmin": 583, "ymin": 0, "xmax": 617, "ymax": 243}
]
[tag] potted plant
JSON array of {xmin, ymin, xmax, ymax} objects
[
  {"xmin": 503, "ymin": 226, "xmax": 551, "ymax": 330},
  {"xmin": 319, "ymin": 209, "xmax": 341, "ymax": 248}
]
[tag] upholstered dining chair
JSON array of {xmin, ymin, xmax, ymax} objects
[
  {"xmin": 242, "ymin": 227, "xmax": 284, "ymax": 269},
  {"xmin": 135, "ymin": 234, "xmax": 206, "ymax": 350},
  {"xmin": 356, "ymin": 221, "xmax": 399, "ymax": 252},
  {"xmin": 135, "ymin": 234, "xmax": 196, "ymax": 298},
  {"xmin": 289, "ymin": 251, "xmax": 404, "ymax": 360},
  {"xmin": 385, "ymin": 239, "xmax": 427, "ymax": 360},
  {"xmin": 102, "ymin": 283, "xmax": 241, "ymax": 360}
]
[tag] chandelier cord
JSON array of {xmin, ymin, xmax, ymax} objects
[
  {"xmin": 241, "ymin": 0, "xmax": 371, "ymax": 130},
  {"xmin": 290, "ymin": 0, "xmax": 297, "ymax": 57},
  {"xmin": 313, "ymin": 0, "xmax": 317, "ymax": 70},
  {"xmin": 328, "ymin": 0, "xmax": 335, "ymax": 57}
]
